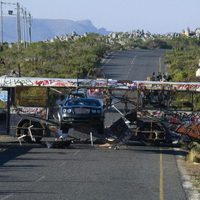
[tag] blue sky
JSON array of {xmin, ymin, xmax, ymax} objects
[{"xmin": 14, "ymin": 0, "xmax": 200, "ymax": 33}]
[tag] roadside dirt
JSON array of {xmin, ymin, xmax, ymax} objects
[{"xmin": 182, "ymin": 158, "xmax": 200, "ymax": 192}]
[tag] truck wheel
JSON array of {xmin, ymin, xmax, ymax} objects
[
  {"xmin": 17, "ymin": 120, "xmax": 44, "ymax": 143},
  {"xmin": 96, "ymin": 123, "xmax": 104, "ymax": 135}
]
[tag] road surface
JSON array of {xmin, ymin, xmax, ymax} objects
[
  {"xmin": 101, "ymin": 49, "xmax": 167, "ymax": 80},
  {"xmin": 0, "ymin": 143, "xmax": 187, "ymax": 200}
]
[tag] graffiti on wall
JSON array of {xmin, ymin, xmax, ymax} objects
[{"xmin": 1, "ymin": 76, "xmax": 200, "ymax": 92}]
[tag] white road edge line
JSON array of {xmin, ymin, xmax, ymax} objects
[
  {"xmin": 73, "ymin": 150, "xmax": 80, "ymax": 156},
  {"xmin": 35, "ymin": 175, "xmax": 46, "ymax": 183},
  {"xmin": 59, "ymin": 161, "xmax": 67, "ymax": 167},
  {"xmin": 130, "ymin": 57, "xmax": 135, "ymax": 65},
  {"xmin": 127, "ymin": 56, "xmax": 136, "ymax": 79}
]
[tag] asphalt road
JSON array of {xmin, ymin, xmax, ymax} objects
[
  {"xmin": 0, "ymin": 143, "xmax": 187, "ymax": 200},
  {"xmin": 101, "ymin": 49, "xmax": 167, "ymax": 80},
  {"xmin": 0, "ymin": 49, "xmax": 188, "ymax": 200},
  {"xmin": 103, "ymin": 49, "xmax": 168, "ymax": 126}
]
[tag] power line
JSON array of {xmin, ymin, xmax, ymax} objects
[{"xmin": 0, "ymin": 1, "xmax": 32, "ymax": 50}]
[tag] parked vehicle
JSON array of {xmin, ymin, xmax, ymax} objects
[
  {"xmin": 68, "ymin": 89, "xmax": 87, "ymax": 99},
  {"xmin": 59, "ymin": 98, "xmax": 105, "ymax": 134}
]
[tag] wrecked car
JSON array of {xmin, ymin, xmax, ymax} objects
[{"xmin": 59, "ymin": 98, "xmax": 105, "ymax": 134}]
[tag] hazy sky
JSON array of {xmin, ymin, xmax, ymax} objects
[{"xmin": 14, "ymin": 0, "xmax": 200, "ymax": 33}]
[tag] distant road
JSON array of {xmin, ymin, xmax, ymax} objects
[
  {"xmin": 101, "ymin": 49, "xmax": 167, "ymax": 80},
  {"xmin": 102, "ymin": 49, "xmax": 168, "ymax": 126}
]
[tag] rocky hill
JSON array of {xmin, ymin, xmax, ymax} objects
[{"xmin": 3, "ymin": 17, "xmax": 110, "ymax": 42}]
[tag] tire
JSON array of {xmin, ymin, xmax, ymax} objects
[
  {"xmin": 60, "ymin": 123, "xmax": 71, "ymax": 134},
  {"xmin": 96, "ymin": 123, "xmax": 104, "ymax": 135},
  {"xmin": 17, "ymin": 120, "xmax": 44, "ymax": 143}
]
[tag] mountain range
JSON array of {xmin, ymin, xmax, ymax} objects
[{"xmin": 2, "ymin": 17, "xmax": 110, "ymax": 42}]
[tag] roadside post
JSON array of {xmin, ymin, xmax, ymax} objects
[{"xmin": 90, "ymin": 131, "xmax": 94, "ymax": 146}]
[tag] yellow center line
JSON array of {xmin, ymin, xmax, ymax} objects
[{"xmin": 160, "ymin": 149, "xmax": 164, "ymax": 200}]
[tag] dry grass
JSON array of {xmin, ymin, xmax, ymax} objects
[
  {"xmin": 183, "ymin": 160, "xmax": 200, "ymax": 191},
  {"xmin": 186, "ymin": 142, "xmax": 200, "ymax": 162},
  {"xmin": 186, "ymin": 149, "xmax": 200, "ymax": 162},
  {"xmin": 184, "ymin": 142, "xmax": 200, "ymax": 190}
]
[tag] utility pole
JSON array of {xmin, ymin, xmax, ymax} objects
[
  {"xmin": 28, "ymin": 12, "xmax": 32, "ymax": 44},
  {"xmin": 0, "ymin": 1, "xmax": 31, "ymax": 49},
  {"xmin": 16, "ymin": 2, "xmax": 21, "ymax": 49},
  {"xmin": 0, "ymin": 1, "xmax": 3, "ymax": 50},
  {"xmin": 25, "ymin": 9, "xmax": 29, "ymax": 46},
  {"xmin": 21, "ymin": 7, "xmax": 26, "ymax": 48}
]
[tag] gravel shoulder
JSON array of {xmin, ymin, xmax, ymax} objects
[{"xmin": 177, "ymin": 157, "xmax": 200, "ymax": 200}]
